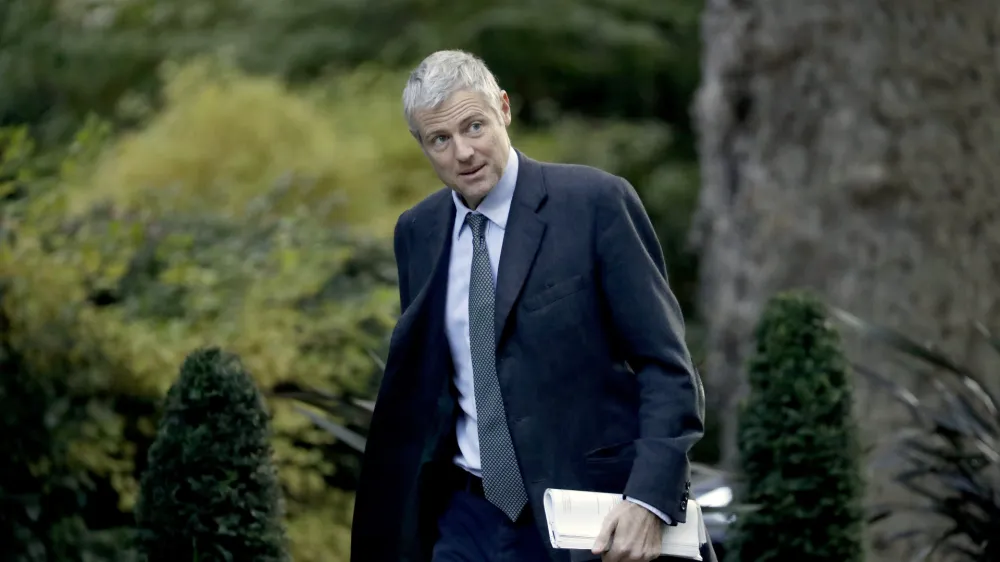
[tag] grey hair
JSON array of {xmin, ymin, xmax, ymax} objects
[{"xmin": 402, "ymin": 50, "xmax": 504, "ymax": 136}]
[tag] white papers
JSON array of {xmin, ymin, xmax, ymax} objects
[{"xmin": 542, "ymin": 489, "xmax": 706, "ymax": 561}]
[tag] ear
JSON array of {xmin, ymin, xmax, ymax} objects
[{"xmin": 499, "ymin": 90, "xmax": 512, "ymax": 127}]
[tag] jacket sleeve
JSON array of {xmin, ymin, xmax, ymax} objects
[
  {"xmin": 595, "ymin": 176, "xmax": 706, "ymax": 523},
  {"xmin": 393, "ymin": 209, "xmax": 413, "ymax": 314}
]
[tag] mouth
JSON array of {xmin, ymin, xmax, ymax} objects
[{"xmin": 459, "ymin": 164, "xmax": 486, "ymax": 177}]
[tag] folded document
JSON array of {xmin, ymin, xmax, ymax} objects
[{"xmin": 542, "ymin": 489, "xmax": 706, "ymax": 561}]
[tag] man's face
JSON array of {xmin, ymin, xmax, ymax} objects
[{"xmin": 412, "ymin": 90, "xmax": 512, "ymax": 209}]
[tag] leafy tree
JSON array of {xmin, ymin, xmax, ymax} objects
[
  {"xmin": 135, "ymin": 347, "xmax": 288, "ymax": 562},
  {"xmin": 726, "ymin": 291, "xmax": 864, "ymax": 562}
]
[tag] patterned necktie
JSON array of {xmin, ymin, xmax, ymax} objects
[{"xmin": 465, "ymin": 212, "xmax": 528, "ymax": 521}]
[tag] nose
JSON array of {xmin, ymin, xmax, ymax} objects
[{"xmin": 453, "ymin": 136, "xmax": 475, "ymax": 162}]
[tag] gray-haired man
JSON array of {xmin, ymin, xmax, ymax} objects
[{"xmin": 351, "ymin": 50, "xmax": 716, "ymax": 562}]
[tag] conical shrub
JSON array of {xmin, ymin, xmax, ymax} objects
[
  {"xmin": 135, "ymin": 347, "xmax": 288, "ymax": 562},
  {"xmin": 726, "ymin": 291, "xmax": 864, "ymax": 562}
]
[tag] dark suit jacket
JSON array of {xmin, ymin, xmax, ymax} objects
[{"xmin": 351, "ymin": 150, "xmax": 708, "ymax": 562}]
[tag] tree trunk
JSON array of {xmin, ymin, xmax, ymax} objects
[{"xmin": 693, "ymin": 0, "xmax": 1000, "ymax": 559}]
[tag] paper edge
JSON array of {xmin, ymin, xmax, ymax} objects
[{"xmin": 542, "ymin": 488, "xmax": 559, "ymax": 548}]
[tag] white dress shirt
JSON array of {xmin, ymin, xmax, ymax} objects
[
  {"xmin": 443, "ymin": 144, "xmax": 670, "ymax": 523},
  {"xmin": 446, "ymin": 144, "xmax": 518, "ymax": 476}
]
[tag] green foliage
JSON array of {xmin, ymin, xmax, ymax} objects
[
  {"xmin": 235, "ymin": 0, "xmax": 703, "ymax": 126},
  {"xmin": 3, "ymin": 0, "xmax": 702, "ymax": 148},
  {"xmin": 2, "ymin": 63, "xmax": 402, "ymax": 560},
  {"xmin": 832, "ymin": 308, "xmax": 1000, "ymax": 561},
  {"xmin": 0, "ymin": 121, "xmax": 142, "ymax": 562},
  {"xmin": 726, "ymin": 291, "xmax": 865, "ymax": 562},
  {"xmin": 0, "ymin": 0, "xmax": 162, "ymax": 140},
  {"xmin": 0, "ymin": 309, "xmax": 135, "ymax": 562},
  {"xmin": 135, "ymin": 348, "xmax": 288, "ymax": 562}
]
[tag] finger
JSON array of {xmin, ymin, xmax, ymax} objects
[
  {"xmin": 601, "ymin": 543, "xmax": 622, "ymax": 562},
  {"xmin": 625, "ymin": 549, "xmax": 648, "ymax": 562},
  {"xmin": 592, "ymin": 530, "xmax": 614, "ymax": 555},
  {"xmin": 592, "ymin": 517, "xmax": 617, "ymax": 555}
]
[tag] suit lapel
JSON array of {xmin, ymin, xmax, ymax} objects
[
  {"xmin": 418, "ymin": 194, "xmax": 455, "ymax": 288},
  {"xmin": 495, "ymin": 151, "xmax": 547, "ymax": 345},
  {"xmin": 392, "ymin": 189, "xmax": 455, "ymax": 347}
]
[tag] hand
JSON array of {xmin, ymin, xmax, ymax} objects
[{"xmin": 591, "ymin": 500, "xmax": 663, "ymax": 562}]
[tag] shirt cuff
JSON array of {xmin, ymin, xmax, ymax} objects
[{"xmin": 625, "ymin": 496, "xmax": 672, "ymax": 524}]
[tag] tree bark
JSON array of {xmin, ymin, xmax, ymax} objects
[{"xmin": 693, "ymin": 0, "xmax": 1000, "ymax": 559}]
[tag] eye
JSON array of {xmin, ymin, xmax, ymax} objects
[
  {"xmin": 432, "ymin": 135, "xmax": 448, "ymax": 145},
  {"xmin": 469, "ymin": 122, "xmax": 483, "ymax": 133}
]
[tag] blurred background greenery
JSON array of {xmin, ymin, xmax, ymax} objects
[{"xmin": 0, "ymin": 0, "xmax": 707, "ymax": 560}]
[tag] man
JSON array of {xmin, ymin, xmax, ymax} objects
[{"xmin": 351, "ymin": 50, "xmax": 716, "ymax": 562}]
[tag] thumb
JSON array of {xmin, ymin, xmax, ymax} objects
[{"xmin": 591, "ymin": 513, "xmax": 617, "ymax": 555}]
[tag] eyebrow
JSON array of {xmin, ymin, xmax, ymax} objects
[{"xmin": 462, "ymin": 113, "xmax": 487, "ymax": 126}]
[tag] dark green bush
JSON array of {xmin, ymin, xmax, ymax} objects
[
  {"xmin": 726, "ymin": 291, "xmax": 864, "ymax": 562},
  {"xmin": 134, "ymin": 347, "xmax": 288, "ymax": 562}
]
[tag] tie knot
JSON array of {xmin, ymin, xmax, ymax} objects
[{"xmin": 466, "ymin": 213, "xmax": 488, "ymax": 239}]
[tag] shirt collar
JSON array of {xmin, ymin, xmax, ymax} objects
[{"xmin": 452, "ymin": 144, "xmax": 519, "ymax": 238}]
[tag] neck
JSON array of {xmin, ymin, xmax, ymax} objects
[{"xmin": 460, "ymin": 193, "xmax": 485, "ymax": 210}]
